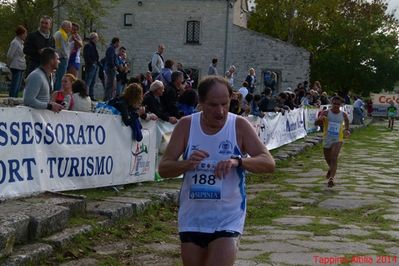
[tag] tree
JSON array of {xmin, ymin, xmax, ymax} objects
[{"xmin": 249, "ymin": 0, "xmax": 399, "ymax": 95}]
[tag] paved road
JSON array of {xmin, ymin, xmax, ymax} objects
[{"xmin": 60, "ymin": 120, "xmax": 399, "ymax": 266}]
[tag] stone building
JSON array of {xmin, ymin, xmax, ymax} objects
[{"xmin": 93, "ymin": 0, "xmax": 310, "ymax": 93}]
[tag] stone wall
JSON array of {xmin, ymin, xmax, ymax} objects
[
  {"xmin": 98, "ymin": 0, "xmax": 230, "ymax": 77},
  {"xmin": 229, "ymin": 26, "xmax": 310, "ymax": 93},
  {"xmin": 82, "ymin": 0, "xmax": 309, "ymax": 96}
]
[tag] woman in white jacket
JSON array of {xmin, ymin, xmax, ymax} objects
[{"xmin": 7, "ymin": 25, "xmax": 27, "ymax": 97}]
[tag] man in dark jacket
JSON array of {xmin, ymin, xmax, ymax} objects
[
  {"xmin": 160, "ymin": 71, "xmax": 184, "ymax": 119},
  {"xmin": 23, "ymin": 15, "xmax": 55, "ymax": 76},
  {"xmin": 103, "ymin": 37, "xmax": 120, "ymax": 101},
  {"xmin": 143, "ymin": 80, "xmax": 178, "ymax": 124},
  {"xmin": 83, "ymin": 32, "xmax": 99, "ymax": 100}
]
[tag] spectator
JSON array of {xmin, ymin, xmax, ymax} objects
[
  {"xmin": 54, "ymin": 20, "xmax": 72, "ymax": 91},
  {"xmin": 109, "ymin": 83, "xmax": 156, "ymax": 142},
  {"xmin": 23, "ymin": 48, "xmax": 64, "ymax": 112},
  {"xmin": 7, "ymin": 25, "xmax": 27, "ymax": 97},
  {"xmin": 250, "ymin": 94, "xmax": 263, "ymax": 117},
  {"xmin": 51, "ymin": 73, "xmax": 76, "ymax": 110},
  {"xmin": 143, "ymin": 80, "xmax": 178, "ymax": 124},
  {"xmin": 71, "ymin": 79, "xmax": 92, "ymax": 112},
  {"xmin": 83, "ymin": 32, "xmax": 99, "ymax": 100},
  {"xmin": 353, "ymin": 96, "xmax": 365, "ymax": 125},
  {"xmin": 104, "ymin": 37, "xmax": 120, "ymax": 101},
  {"xmin": 320, "ymin": 92, "xmax": 330, "ymax": 105},
  {"xmin": 275, "ymin": 92, "xmax": 290, "ymax": 113},
  {"xmin": 258, "ymin": 87, "xmax": 276, "ymax": 112},
  {"xmin": 150, "ymin": 44, "xmax": 165, "ymax": 80},
  {"xmin": 177, "ymin": 62, "xmax": 189, "ymax": 81},
  {"xmin": 158, "ymin": 59, "xmax": 175, "ymax": 85},
  {"xmin": 229, "ymin": 91, "xmax": 241, "ymax": 114},
  {"xmin": 207, "ymin": 58, "xmax": 218, "ymax": 75},
  {"xmin": 178, "ymin": 88, "xmax": 198, "ymax": 116},
  {"xmin": 116, "ymin": 46, "xmax": 129, "ymax": 96},
  {"xmin": 301, "ymin": 92, "xmax": 313, "ymax": 107},
  {"xmin": 245, "ymin": 68, "xmax": 256, "ymax": 93},
  {"xmin": 225, "ymin": 65, "xmax": 236, "ymax": 87},
  {"xmin": 67, "ymin": 22, "xmax": 83, "ymax": 78},
  {"xmin": 238, "ymin": 81, "xmax": 249, "ymax": 99},
  {"xmin": 23, "ymin": 15, "xmax": 55, "ymax": 76},
  {"xmin": 160, "ymin": 71, "xmax": 185, "ymax": 119},
  {"xmin": 242, "ymin": 93, "xmax": 253, "ymax": 116},
  {"xmin": 139, "ymin": 71, "xmax": 152, "ymax": 94}
]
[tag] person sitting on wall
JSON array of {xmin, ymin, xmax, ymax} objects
[
  {"xmin": 23, "ymin": 47, "xmax": 64, "ymax": 113},
  {"xmin": 143, "ymin": 80, "xmax": 178, "ymax": 124},
  {"xmin": 108, "ymin": 83, "xmax": 157, "ymax": 142},
  {"xmin": 51, "ymin": 73, "xmax": 76, "ymax": 110},
  {"xmin": 71, "ymin": 79, "xmax": 92, "ymax": 112}
]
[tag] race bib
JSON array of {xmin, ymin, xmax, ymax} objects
[
  {"xmin": 189, "ymin": 160, "xmax": 222, "ymax": 200},
  {"xmin": 327, "ymin": 121, "xmax": 341, "ymax": 137}
]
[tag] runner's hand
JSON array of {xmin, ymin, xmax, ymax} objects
[
  {"xmin": 215, "ymin": 159, "xmax": 236, "ymax": 179},
  {"xmin": 344, "ymin": 129, "xmax": 351, "ymax": 138},
  {"xmin": 187, "ymin": 150, "xmax": 209, "ymax": 170}
]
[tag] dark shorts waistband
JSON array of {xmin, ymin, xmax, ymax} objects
[{"xmin": 179, "ymin": 230, "xmax": 240, "ymax": 248}]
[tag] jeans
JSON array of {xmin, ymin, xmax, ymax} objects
[
  {"xmin": 84, "ymin": 64, "xmax": 98, "ymax": 98},
  {"xmin": 9, "ymin": 68, "xmax": 24, "ymax": 97},
  {"xmin": 54, "ymin": 58, "xmax": 68, "ymax": 91},
  {"xmin": 104, "ymin": 69, "xmax": 116, "ymax": 101}
]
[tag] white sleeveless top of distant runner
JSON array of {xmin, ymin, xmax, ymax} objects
[
  {"xmin": 323, "ymin": 110, "xmax": 345, "ymax": 148},
  {"xmin": 178, "ymin": 112, "xmax": 246, "ymax": 234}
]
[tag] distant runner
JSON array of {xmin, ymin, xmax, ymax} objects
[
  {"xmin": 387, "ymin": 100, "xmax": 397, "ymax": 130},
  {"xmin": 315, "ymin": 96, "xmax": 350, "ymax": 187}
]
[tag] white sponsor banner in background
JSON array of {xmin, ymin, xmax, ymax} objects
[
  {"xmin": 304, "ymin": 107, "xmax": 320, "ymax": 133},
  {"xmin": 255, "ymin": 108, "xmax": 307, "ymax": 150},
  {"xmin": 0, "ymin": 107, "xmax": 156, "ymax": 198},
  {"xmin": 371, "ymin": 93, "xmax": 399, "ymax": 117}
]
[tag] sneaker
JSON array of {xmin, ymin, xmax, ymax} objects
[
  {"xmin": 327, "ymin": 177, "xmax": 335, "ymax": 187},
  {"xmin": 326, "ymin": 170, "xmax": 330, "ymax": 179}
]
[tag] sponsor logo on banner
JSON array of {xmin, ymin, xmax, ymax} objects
[{"xmin": 371, "ymin": 93, "xmax": 399, "ymax": 117}]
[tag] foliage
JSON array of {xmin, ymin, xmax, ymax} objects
[
  {"xmin": 0, "ymin": 0, "xmax": 118, "ymax": 61},
  {"xmin": 248, "ymin": 0, "xmax": 399, "ymax": 95}
]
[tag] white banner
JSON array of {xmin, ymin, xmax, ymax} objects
[
  {"xmin": 255, "ymin": 108, "xmax": 307, "ymax": 150},
  {"xmin": 371, "ymin": 93, "xmax": 399, "ymax": 117},
  {"xmin": 304, "ymin": 107, "xmax": 320, "ymax": 133},
  {"xmin": 0, "ymin": 107, "xmax": 157, "ymax": 198}
]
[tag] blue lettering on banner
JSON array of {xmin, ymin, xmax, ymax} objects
[
  {"xmin": 0, "ymin": 122, "xmax": 106, "ymax": 146},
  {"xmin": 47, "ymin": 156, "xmax": 113, "ymax": 178},
  {"xmin": 0, "ymin": 158, "xmax": 36, "ymax": 184}
]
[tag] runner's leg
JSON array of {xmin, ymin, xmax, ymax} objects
[
  {"xmin": 328, "ymin": 142, "xmax": 343, "ymax": 180},
  {"xmin": 323, "ymin": 148, "xmax": 331, "ymax": 179},
  {"xmin": 206, "ymin": 237, "xmax": 239, "ymax": 266},
  {"xmin": 181, "ymin": 243, "xmax": 207, "ymax": 266}
]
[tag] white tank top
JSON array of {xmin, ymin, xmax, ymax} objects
[{"xmin": 178, "ymin": 112, "xmax": 246, "ymax": 234}]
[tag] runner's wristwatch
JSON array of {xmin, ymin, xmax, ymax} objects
[{"xmin": 230, "ymin": 155, "xmax": 242, "ymax": 168}]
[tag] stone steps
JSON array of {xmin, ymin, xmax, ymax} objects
[{"xmin": 0, "ymin": 188, "xmax": 180, "ymax": 266}]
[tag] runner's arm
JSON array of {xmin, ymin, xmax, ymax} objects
[
  {"xmin": 236, "ymin": 117, "xmax": 275, "ymax": 173},
  {"xmin": 158, "ymin": 117, "xmax": 208, "ymax": 178}
]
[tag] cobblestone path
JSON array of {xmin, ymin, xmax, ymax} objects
[{"xmin": 58, "ymin": 121, "xmax": 399, "ymax": 266}]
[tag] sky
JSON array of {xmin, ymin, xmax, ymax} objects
[{"xmin": 387, "ymin": 0, "xmax": 399, "ymax": 17}]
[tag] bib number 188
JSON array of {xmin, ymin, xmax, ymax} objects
[{"xmin": 192, "ymin": 173, "xmax": 216, "ymax": 185}]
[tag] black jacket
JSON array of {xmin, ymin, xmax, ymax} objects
[
  {"xmin": 143, "ymin": 92, "xmax": 170, "ymax": 122},
  {"xmin": 83, "ymin": 41, "xmax": 99, "ymax": 66},
  {"xmin": 160, "ymin": 83, "xmax": 181, "ymax": 118},
  {"xmin": 23, "ymin": 31, "xmax": 55, "ymax": 64}
]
